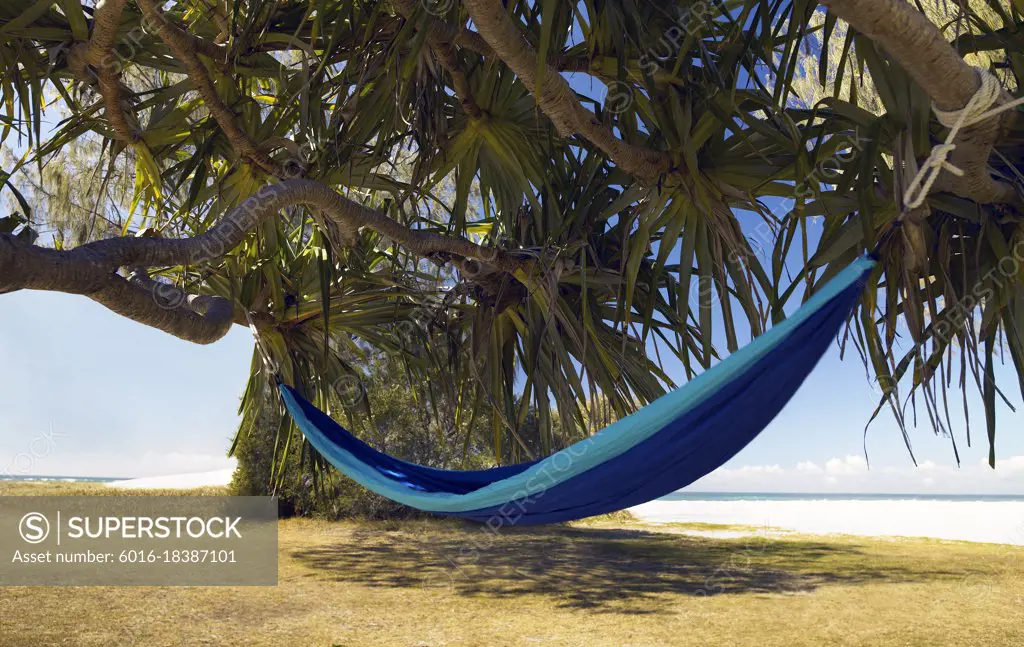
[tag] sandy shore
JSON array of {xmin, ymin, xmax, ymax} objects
[
  {"xmin": 104, "ymin": 468, "xmax": 235, "ymax": 490},
  {"xmin": 631, "ymin": 498, "xmax": 1024, "ymax": 545},
  {"xmin": 101, "ymin": 470, "xmax": 1024, "ymax": 545}
]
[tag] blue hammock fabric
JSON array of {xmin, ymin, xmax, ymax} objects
[{"xmin": 281, "ymin": 257, "xmax": 875, "ymax": 525}]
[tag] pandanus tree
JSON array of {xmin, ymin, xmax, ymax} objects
[{"xmin": 1, "ymin": 0, "xmax": 1023, "ymax": 474}]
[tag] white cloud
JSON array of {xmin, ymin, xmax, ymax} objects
[
  {"xmin": 996, "ymin": 455, "xmax": 1024, "ymax": 472},
  {"xmin": 733, "ymin": 464, "xmax": 785, "ymax": 475},
  {"xmin": 696, "ymin": 464, "xmax": 786, "ymax": 487},
  {"xmin": 825, "ymin": 455, "xmax": 867, "ymax": 475},
  {"xmin": 691, "ymin": 454, "xmax": 1024, "ymax": 494}
]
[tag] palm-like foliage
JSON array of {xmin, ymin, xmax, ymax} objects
[{"xmin": 1, "ymin": 0, "xmax": 1022, "ymax": 475}]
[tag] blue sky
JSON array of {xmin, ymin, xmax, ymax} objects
[
  {"xmin": 2, "ymin": 39, "xmax": 1023, "ymax": 493},
  {"xmin": 2, "ymin": 285, "xmax": 1023, "ymax": 492}
]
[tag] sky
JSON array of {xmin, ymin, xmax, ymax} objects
[
  {"xmin": 2, "ymin": 27, "xmax": 1023, "ymax": 494},
  {"xmin": 2, "ymin": 285, "xmax": 1024, "ymax": 492}
]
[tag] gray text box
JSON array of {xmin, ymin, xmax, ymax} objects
[{"xmin": 0, "ymin": 496, "xmax": 277, "ymax": 586}]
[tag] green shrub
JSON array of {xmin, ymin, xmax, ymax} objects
[
  {"xmin": 230, "ymin": 353, "xmax": 613, "ymax": 520},
  {"xmin": 230, "ymin": 390, "xmax": 428, "ymax": 519}
]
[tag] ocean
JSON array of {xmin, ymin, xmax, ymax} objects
[
  {"xmin": 659, "ymin": 491, "xmax": 1024, "ymax": 503},
  {"xmin": 0, "ymin": 474, "xmax": 122, "ymax": 483}
]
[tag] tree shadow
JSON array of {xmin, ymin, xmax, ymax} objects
[{"xmin": 289, "ymin": 522, "xmax": 976, "ymax": 614}]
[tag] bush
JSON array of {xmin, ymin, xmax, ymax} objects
[
  {"xmin": 230, "ymin": 390, "xmax": 428, "ymax": 519},
  {"xmin": 230, "ymin": 351, "xmax": 499, "ymax": 519},
  {"xmin": 230, "ymin": 353, "xmax": 612, "ymax": 520}
]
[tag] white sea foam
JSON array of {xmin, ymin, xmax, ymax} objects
[
  {"xmin": 629, "ymin": 498, "xmax": 1024, "ymax": 545},
  {"xmin": 105, "ymin": 468, "xmax": 235, "ymax": 490}
]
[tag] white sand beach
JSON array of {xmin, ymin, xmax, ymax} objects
[
  {"xmin": 105, "ymin": 468, "xmax": 235, "ymax": 490},
  {"xmin": 630, "ymin": 497, "xmax": 1024, "ymax": 545},
  {"xmin": 101, "ymin": 468, "xmax": 1024, "ymax": 546}
]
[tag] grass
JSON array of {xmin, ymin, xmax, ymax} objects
[
  {"xmin": 2, "ymin": 482, "xmax": 1023, "ymax": 646},
  {"xmin": 643, "ymin": 520, "xmax": 792, "ymax": 534},
  {"xmin": 0, "ymin": 481, "xmax": 229, "ymax": 497}
]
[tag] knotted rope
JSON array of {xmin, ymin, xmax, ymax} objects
[
  {"xmin": 902, "ymin": 68, "xmax": 1024, "ymax": 212},
  {"xmin": 245, "ymin": 310, "xmax": 281, "ymax": 381}
]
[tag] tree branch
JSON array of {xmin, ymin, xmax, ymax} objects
[
  {"xmin": 0, "ymin": 234, "xmax": 234, "ymax": 344},
  {"xmin": 397, "ymin": 10, "xmax": 594, "ymax": 75},
  {"xmin": 411, "ymin": 12, "xmax": 496, "ymax": 59},
  {"xmin": 135, "ymin": 0, "xmax": 281, "ymax": 175},
  {"xmin": 67, "ymin": 0, "xmax": 138, "ymax": 144},
  {"xmin": 195, "ymin": 0, "xmax": 232, "ymax": 45},
  {"xmin": 96, "ymin": 272, "xmax": 235, "ymax": 344},
  {"xmin": 823, "ymin": 0, "xmax": 1019, "ymax": 205},
  {"xmin": 0, "ymin": 179, "xmax": 531, "ymax": 343},
  {"xmin": 392, "ymin": 0, "xmax": 483, "ymax": 119},
  {"xmin": 461, "ymin": 0, "xmax": 672, "ymax": 183},
  {"xmin": 73, "ymin": 179, "xmax": 526, "ymax": 272}
]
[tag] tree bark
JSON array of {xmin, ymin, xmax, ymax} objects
[
  {"xmin": 392, "ymin": 0, "xmax": 483, "ymax": 119},
  {"xmin": 0, "ymin": 179, "xmax": 530, "ymax": 343},
  {"xmin": 461, "ymin": 0, "xmax": 672, "ymax": 183},
  {"xmin": 823, "ymin": 0, "xmax": 1019, "ymax": 205},
  {"xmin": 67, "ymin": 0, "xmax": 138, "ymax": 144},
  {"xmin": 136, "ymin": 0, "xmax": 281, "ymax": 175},
  {"xmin": 68, "ymin": 179, "xmax": 527, "ymax": 272},
  {"xmin": 0, "ymin": 234, "xmax": 234, "ymax": 344}
]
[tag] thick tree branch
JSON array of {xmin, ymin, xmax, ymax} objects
[
  {"xmin": 0, "ymin": 234, "xmax": 234, "ymax": 344},
  {"xmin": 410, "ymin": 13, "xmax": 495, "ymax": 59},
  {"xmin": 433, "ymin": 40, "xmax": 484, "ymax": 118},
  {"xmin": 400, "ymin": 11, "xmax": 595, "ymax": 75},
  {"xmin": 71, "ymin": 179, "xmax": 526, "ymax": 272},
  {"xmin": 0, "ymin": 180, "xmax": 531, "ymax": 343},
  {"xmin": 823, "ymin": 0, "xmax": 1019, "ymax": 205},
  {"xmin": 195, "ymin": 0, "xmax": 231, "ymax": 45},
  {"xmin": 67, "ymin": 0, "xmax": 138, "ymax": 144},
  {"xmin": 96, "ymin": 273, "xmax": 235, "ymax": 344},
  {"xmin": 461, "ymin": 0, "xmax": 672, "ymax": 183},
  {"xmin": 392, "ymin": 0, "xmax": 483, "ymax": 119},
  {"xmin": 135, "ymin": 0, "xmax": 281, "ymax": 175}
]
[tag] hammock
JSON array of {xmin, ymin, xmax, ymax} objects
[{"xmin": 281, "ymin": 257, "xmax": 875, "ymax": 524}]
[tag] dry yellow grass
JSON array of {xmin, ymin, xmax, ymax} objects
[{"xmin": 1, "ymin": 481, "xmax": 1022, "ymax": 646}]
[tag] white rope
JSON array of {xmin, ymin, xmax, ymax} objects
[
  {"xmin": 902, "ymin": 67, "xmax": 1024, "ymax": 212},
  {"xmin": 245, "ymin": 310, "xmax": 281, "ymax": 377}
]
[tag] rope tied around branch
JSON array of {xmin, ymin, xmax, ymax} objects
[
  {"xmin": 246, "ymin": 310, "xmax": 281, "ymax": 381},
  {"xmin": 902, "ymin": 67, "xmax": 1024, "ymax": 212}
]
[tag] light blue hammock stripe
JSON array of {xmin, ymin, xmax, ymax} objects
[{"xmin": 282, "ymin": 257, "xmax": 875, "ymax": 513}]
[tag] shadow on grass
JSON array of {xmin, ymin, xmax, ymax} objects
[{"xmin": 289, "ymin": 522, "xmax": 972, "ymax": 613}]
